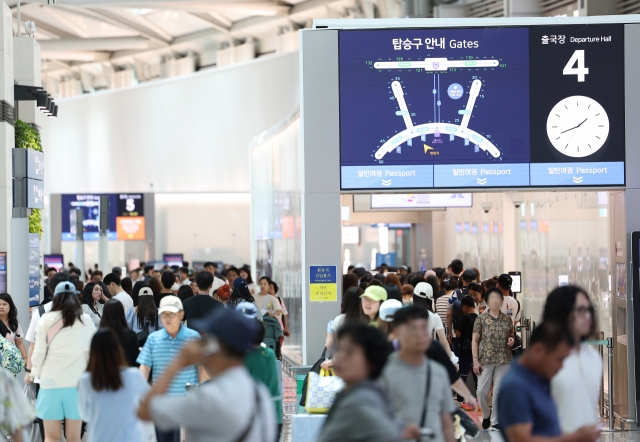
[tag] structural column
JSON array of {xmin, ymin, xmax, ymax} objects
[
  {"xmin": 299, "ymin": 29, "xmax": 342, "ymax": 364},
  {"xmin": 0, "ymin": 3, "xmax": 14, "ymax": 296},
  {"xmin": 13, "ymin": 35, "xmax": 41, "ymax": 331}
]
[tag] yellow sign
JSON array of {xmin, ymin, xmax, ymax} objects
[{"xmin": 309, "ymin": 283, "xmax": 337, "ymax": 302}]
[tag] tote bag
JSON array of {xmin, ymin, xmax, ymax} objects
[{"xmin": 305, "ymin": 368, "xmax": 344, "ymax": 414}]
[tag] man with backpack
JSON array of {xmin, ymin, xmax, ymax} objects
[{"xmin": 497, "ymin": 274, "xmax": 521, "ymax": 326}]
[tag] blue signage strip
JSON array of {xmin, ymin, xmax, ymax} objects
[
  {"xmin": 310, "ymin": 265, "xmax": 337, "ymax": 284},
  {"xmin": 530, "ymin": 162, "xmax": 625, "ymax": 186},
  {"xmin": 434, "ymin": 163, "xmax": 530, "ymax": 188},
  {"xmin": 29, "ymin": 233, "xmax": 40, "ymax": 306},
  {"xmin": 341, "ymin": 165, "xmax": 433, "ymax": 189}
]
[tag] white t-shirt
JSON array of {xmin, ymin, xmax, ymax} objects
[
  {"xmin": 25, "ymin": 302, "xmax": 53, "ymax": 343},
  {"xmin": 428, "ymin": 310, "xmax": 444, "ymax": 335},
  {"xmin": 253, "ymin": 294, "xmax": 281, "ymax": 317},
  {"xmin": 551, "ymin": 343, "xmax": 602, "ymax": 433},
  {"xmin": 331, "ymin": 314, "xmax": 346, "ymax": 333},
  {"xmin": 150, "ymin": 366, "xmax": 275, "ymax": 442},
  {"xmin": 501, "ymin": 296, "xmax": 521, "ymax": 324},
  {"xmin": 113, "ymin": 291, "xmax": 134, "ymax": 313}
]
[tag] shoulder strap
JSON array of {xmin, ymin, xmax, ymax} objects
[
  {"xmin": 419, "ymin": 361, "xmax": 432, "ymax": 434},
  {"xmin": 46, "ymin": 319, "xmax": 64, "ymax": 346},
  {"xmin": 38, "ymin": 304, "xmax": 45, "ymax": 317}
]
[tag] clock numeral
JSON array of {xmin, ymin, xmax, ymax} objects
[{"xmin": 563, "ymin": 50, "xmax": 589, "ymax": 82}]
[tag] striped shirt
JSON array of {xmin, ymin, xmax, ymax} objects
[
  {"xmin": 435, "ymin": 294, "xmax": 451, "ymax": 326},
  {"xmin": 137, "ymin": 325, "xmax": 200, "ymax": 396}
]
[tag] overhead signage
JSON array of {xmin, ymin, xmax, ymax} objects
[{"xmin": 339, "ymin": 24, "xmax": 624, "ymax": 190}]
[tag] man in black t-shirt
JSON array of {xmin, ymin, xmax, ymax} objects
[
  {"xmin": 183, "ymin": 271, "xmax": 222, "ymax": 325},
  {"xmin": 455, "ymin": 295, "xmax": 479, "ymax": 390}
]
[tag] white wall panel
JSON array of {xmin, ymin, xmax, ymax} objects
[
  {"xmin": 40, "ymin": 51, "xmax": 300, "ymax": 195},
  {"xmin": 155, "ymin": 193, "xmax": 251, "ymax": 266}
]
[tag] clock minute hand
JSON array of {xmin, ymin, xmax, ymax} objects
[{"xmin": 560, "ymin": 118, "xmax": 588, "ymax": 134}]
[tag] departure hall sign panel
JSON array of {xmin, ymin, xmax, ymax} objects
[{"xmin": 339, "ymin": 24, "xmax": 625, "ymax": 190}]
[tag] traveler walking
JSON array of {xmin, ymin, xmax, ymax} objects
[
  {"xmin": 30, "ymin": 281, "xmax": 96, "ymax": 442},
  {"xmin": 138, "ymin": 307, "xmax": 275, "ymax": 442},
  {"xmin": 436, "ymin": 276, "xmax": 458, "ymax": 326},
  {"xmin": 472, "ymin": 287, "xmax": 515, "ymax": 430},
  {"xmin": 0, "ymin": 362, "xmax": 35, "ymax": 441},
  {"xmin": 229, "ymin": 278, "xmax": 255, "ymax": 306},
  {"xmin": 78, "ymin": 329, "xmax": 150, "ymax": 442},
  {"xmin": 455, "ymin": 296, "xmax": 478, "ymax": 391},
  {"xmin": 316, "ymin": 323, "xmax": 410, "ymax": 442},
  {"xmin": 324, "ymin": 286, "xmax": 365, "ymax": 356},
  {"xmin": 244, "ymin": 318, "xmax": 283, "ymax": 441},
  {"xmin": 100, "ymin": 300, "xmax": 140, "ymax": 367},
  {"xmin": 497, "ymin": 274, "xmax": 521, "ymax": 325},
  {"xmin": 544, "ymin": 286, "xmax": 602, "ymax": 433},
  {"xmin": 239, "ymin": 267, "xmax": 258, "ymax": 295},
  {"xmin": 157, "ymin": 271, "xmax": 175, "ymax": 306},
  {"xmin": 137, "ymin": 295, "xmax": 201, "ymax": 442},
  {"xmin": 497, "ymin": 322, "xmax": 599, "ymax": 442},
  {"xmin": 0, "ymin": 292, "xmax": 27, "ymax": 360},
  {"xmin": 183, "ymin": 271, "xmax": 223, "ymax": 323},
  {"xmin": 379, "ymin": 306, "xmax": 456, "ymax": 442},
  {"xmin": 81, "ymin": 282, "xmax": 110, "ymax": 327},
  {"xmin": 104, "ymin": 273, "xmax": 134, "ymax": 312},
  {"xmin": 361, "ymin": 285, "xmax": 387, "ymax": 324},
  {"xmin": 226, "ymin": 266, "xmax": 240, "ymax": 289},
  {"xmin": 126, "ymin": 287, "xmax": 163, "ymax": 338},
  {"xmin": 255, "ymin": 277, "xmax": 282, "ymax": 318},
  {"xmin": 413, "ymin": 282, "xmax": 451, "ymax": 358},
  {"xmin": 468, "ymin": 282, "xmax": 486, "ymax": 314}
]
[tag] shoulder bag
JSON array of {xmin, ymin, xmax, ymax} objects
[{"xmin": 137, "ymin": 317, "xmax": 151, "ymax": 347}]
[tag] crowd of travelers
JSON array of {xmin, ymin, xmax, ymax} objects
[{"xmin": 0, "ymin": 258, "xmax": 603, "ymax": 442}]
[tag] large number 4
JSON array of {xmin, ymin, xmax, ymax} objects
[{"xmin": 563, "ymin": 50, "xmax": 589, "ymax": 82}]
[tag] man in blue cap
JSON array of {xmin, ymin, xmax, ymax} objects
[{"xmin": 138, "ymin": 307, "xmax": 276, "ymax": 442}]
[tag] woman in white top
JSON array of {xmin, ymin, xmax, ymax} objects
[
  {"xmin": 239, "ymin": 267, "xmax": 258, "ymax": 296},
  {"xmin": 81, "ymin": 282, "xmax": 110, "ymax": 328},
  {"xmin": 545, "ymin": 285, "xmax": 602, "ymax": 433},
  {"xmin": 31, "ymin": 283, "xmax": 96, "ymax": 442},
  {"xmin": 255, "ymin": 277, "xmax": 282, "ymax": 318},
  {"xmin": 325, "ymin": 287, "xmax": 366, "ymax": 350},
  {"xmin": 413, "ymin": 282, "xmax": 452, "ymax": 358},
  {"xmin": 0, "ymin": 293, "xmax": 27, "ymax": 360}
]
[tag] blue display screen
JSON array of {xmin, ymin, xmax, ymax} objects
[
  {"xmin": 61, "ymin": 194, "xmax": 117, "ymax": 241},
  {"xmin": 338, "ymin": 25, "xmax": 625, "ymax": 189}
]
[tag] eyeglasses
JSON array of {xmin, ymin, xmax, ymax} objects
[
  {"xmin": 572, "ymin": 306, "xmax": 592, "ymax": 317},
  {"xmin": 160, "ymin": 312, "xmax": 177, "ymax": 319}
]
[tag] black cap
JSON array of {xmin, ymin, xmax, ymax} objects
[
  {"xmin": 498, "ymin": 274, "xmax": 513, "ymax": 289},
  {"xmin": 462, "ymin": 269, "xmax": 477, "ymax": 283},
  {"xmin": 191, "ymin": 307, "xmax": 260, "ymax": 353}
]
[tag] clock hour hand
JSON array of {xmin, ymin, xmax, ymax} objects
[{"xmin": 560, "ymin": 118, "xmax": 588, "ymax": 134}]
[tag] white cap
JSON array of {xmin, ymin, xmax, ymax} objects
[
  {"xmin": 139, "ymin": 287, "xmax": 153, "ymax": 297},
  {"xmin": 158, "ymin": 295, "xmax": 183, "ymax": 313},
  {"xmin": 414, "ymin": 282, "xmax": 433, "ymax": 299},
  {"xmin": 379, "ymin": 299, "xmax": 403, "ymax": 322}
]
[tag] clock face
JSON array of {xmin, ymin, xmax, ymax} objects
[{"xmin": 546, "ymin": 96, "xmax": 609, "ymax": 158}]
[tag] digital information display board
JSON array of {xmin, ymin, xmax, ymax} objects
[
  {"xmin": 62, "ymin": 193, "xmax": 145, "ymax": 241},
  {"xmin": 339, "ymin": 24, "xmax": 625, "ymax": 190}
]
